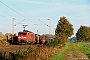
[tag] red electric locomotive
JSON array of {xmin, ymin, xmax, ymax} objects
[
  {"xmin": 18, "ymin": 30, "xmax": 47, "ymax": 44},
  {"xmin": 18, "ymin": 30, "xmax": 36, "ymax": 44}
]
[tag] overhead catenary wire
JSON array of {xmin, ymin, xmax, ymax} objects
[
  {"xmin": 6, "ymin": 0, "xmax": 49, "ymax": 32},
  {"xmin": 0, "ymin": 0, "xmax": 52, "ymax": 34},
  {"xmin": 0, "ymin": 14, "xmax": 46, "ymax": 34},
  {"xmin": 0, "ymin": 1, "xmax": 34, "ymax": 25},
  {"xmin": 6, "ymin": 0, "xmax": 49, "ymax": 27},
  {"xmin": 0, "ymin": 1, "xmax": 25, "ymax": 19},
  {"xmin": 0, "ymin": 14, "xmax": 24, "ymax": 26},
  {"xmin": 0, "ymin": 1, "xmax": 37, "ymax": 33},
  {"xmin": 7, "ymin": 0, "xmax": 26, "ymax": 14}
]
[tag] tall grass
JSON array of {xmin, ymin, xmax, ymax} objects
[
  {"xmin": 77, "ymin": 42, "xmax": 90, "ymax": 58},
  {"xmin": 47, "ymin": 42, "xmax": 90, "ymax": 60},
  {"xmin": 47, "ymin": 42, "xmax": 71, "ymax": 60},
  {"xmin": 0, "ymin": 48, "xmax": 33, "ymax": 60},
  {"xmin": 47, "ymin": 40, "xmax": 58, "ymax": 47}
]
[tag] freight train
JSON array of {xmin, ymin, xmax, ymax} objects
[{"xmin": 8, "ymin": 30, "xmax": 47, "ymax": 45}]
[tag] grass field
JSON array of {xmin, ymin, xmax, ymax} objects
[
  {"xmin": 76, "ymin": 42, "xmax": 90, "ymax": 58},
  {"xmin": 47, "ymin": 43, "xmax": 71, "ymax": 60},
  {"xmin": 47, "ymin": 42, "xmax": 90, "ymax": 60}
]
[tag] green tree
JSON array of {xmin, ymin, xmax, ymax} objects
[
  {"xmin": 86, "ymin": 28, "xmax": 90, "ymax": 41},
  {"xmin": 76, "ymin": 26, "xmax": 90, "ymax": 41},
  {"xmin": 55, "ymin": 16, "xmax": 74, "ymax": 44}
]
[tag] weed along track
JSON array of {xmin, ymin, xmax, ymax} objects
[
  {"xmin": 0, "ymin": 42, "xmax": 89, "ymax": 60},
  {"xmin": 48, "ymin": 42, "xmax": 90, "ymax": 60},
  {"xmin": 0, "ymin": 44, "xmax": 58, "ymax": 60},
  {"xmin": 0, "ymin": 44, "xmax": 43, "ymax": 53}
]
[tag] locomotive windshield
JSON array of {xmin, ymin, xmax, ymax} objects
[{"xmin": 18, "ymin": 33, "xmax": 26, "ymax": 36}]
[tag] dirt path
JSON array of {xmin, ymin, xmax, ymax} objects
[
  {"xmin": 66, "ymin": 51, "xmax": 89, "ymax": 60},
  {"xmin": 65, "ymin": 43, "xmax": 89, "ymax": 60}
]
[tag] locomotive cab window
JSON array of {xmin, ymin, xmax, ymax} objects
[{"xmin": 18, "ymin": 33, "xmax": 26, "ymax": 36}]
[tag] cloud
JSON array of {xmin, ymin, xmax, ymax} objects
[
  {"xmin": 22, "ymin": 4, "xmax": 90, "ymax": 15},
  {"xmin": 1, "ymin": 0, "xmax": 90, "ymax": 25},
  {"xmin": 1, "ymin": 0, "xmax": 90, "ymax": 15},
  {"xmin": 3, "ymin": 0, "xmax": 28, "ymax": 2},
  {"xmin": 28, "ymin": 1, "xmax": 65, "ymax": 6},
  {"xmin": 3, "ymin": 0, "xmax": 64, "ymax": 6}
]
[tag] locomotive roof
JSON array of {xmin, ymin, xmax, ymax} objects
[
  {"xmin": 23, "ymin": 30, "xmax": 34, "ymax": 34},
  {"xmin": 19, "ymin": 30, "xmax": 34, "ymax": 34}
]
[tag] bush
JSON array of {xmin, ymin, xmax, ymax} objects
[
  {"xmin": 47, "ymin": 40, "xmax": 58, "ymax": 47},
  {"xmin": 0, "ymin": 48, "xmax": 33, "ymax": 60},
  {"xmin": 16, "ymin": 48, "xmax": 32, "ymax": 58}
]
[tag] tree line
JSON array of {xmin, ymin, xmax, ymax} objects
[
  {"xmin": 76, "ymin": 26, "xmax": 90, "ymax": 42},
  {"xmin": 55, "ymin": 16, "xmax": 90, "ymax": 45}
]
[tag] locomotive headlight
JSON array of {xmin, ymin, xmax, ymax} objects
[
  {"xmin": 24, "ymin": 37, "xmax": 26, "ymax": 38},
  {"xmin": 18, "ymin": 37, "xmax": 21, "ymax": 38}
]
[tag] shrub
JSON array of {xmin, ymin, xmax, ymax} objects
[{"xmin": 47, "ymin": 40, "xmax": 58, "ymax": 47}]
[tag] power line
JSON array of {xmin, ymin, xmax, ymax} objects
[
  {"xmin": 6, "ymin": 0, "xmax": 49, "ymax": 27},
  {"xmin": 7, "ymin": 0, "xmax": 26, "ymax": 14},
  {"xmin": 0, "ymin": 1, "xmax": 34, "ymax": 25},
  {"xmin": 6, "ymin": 0, "xmax": 49, "ymax": 32},
  {"xmin": 0, "ymin": 0, "xmax": 51, "ymax": 34},
  {"xmin": 38, "ymin": 19, "xmax": 49, "ymax": 27},
  {"xmin": 0, "ymin": 1, "xmax": 26, "ymax": 19},
  {"xmin": 0, "ymin": 14, "xmax": 24, "ymax": 26},
  {"xmin": 14, "ymin": 19, "xmax": 25, "ymax": 26}
]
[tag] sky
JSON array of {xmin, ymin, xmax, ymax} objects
[{"xmin": 0, "ymin": 0, "xmax": 90, "ymax": 37}]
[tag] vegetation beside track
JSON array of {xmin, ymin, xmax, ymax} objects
[
  {"xmin": 48, "ymin": 42, "xmax": 90, "ymax": 60},
  {"xmin": 75, "ymin": 42, "xmax": 90, "ymax": 58},
  {"xmin": 0, "ymin": 37, "xmax": 66, "ymax": 60},
  {"xmin": 47, "ymin": 42, "xmax": 70, "ymax": 60},
  {"xmin": 0, "ymin": 44, "xmax": 61, "ymax": 60},
  {"xmin": 0, "ymin": 39, "xmax": 9, "ymax": 46},
  {"xmin": 0, "ymin": 40, "xmax": 90, "ymax": 60}
]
